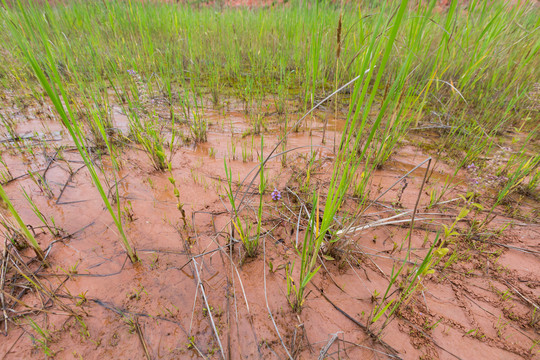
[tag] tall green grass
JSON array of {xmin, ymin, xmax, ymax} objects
[
  {"xmin": 286, "ymin": 0, "xmax": 417, "ymax": 312},
  {"xmin": 3, "ymin": 0, "xmax": 139, "ymax": 263},
  {"xmin": 0, "ymin": 0, "xmax": 537, "ymax": 138}
]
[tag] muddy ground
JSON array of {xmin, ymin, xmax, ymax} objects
[{"xmin": 0, "ymin": 95, "xmax": 539, "ymax": 360}]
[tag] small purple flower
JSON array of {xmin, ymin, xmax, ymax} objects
[
  {"xmin": 467, "ymin": 163, "xmax": 478, "ymax": 171},
  {"xmin": 127, "ymin": 69, "xmax": 137, "ymax": 76},
  {"xmin": 271, "ymin": 188, "xmax": 281, "ymax": 201}
]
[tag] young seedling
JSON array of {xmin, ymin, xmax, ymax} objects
[
  {"xmin": 26, "ymin": 317, "xmax": 54, "ymax": 357},
  {"xmin": 0, "ymin": 184, "xmax": 45, "ymax": 262},
  {"xmin": 286, "ymin": 191, "xmax": 323, "ymax": 313},
  {"xmin": 224, "ymin": 159, "xmax": 259, "ymax": 258},
  {"xmin": 21, "ymin": 187, "xmax": 61, "ymax": 237}
]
